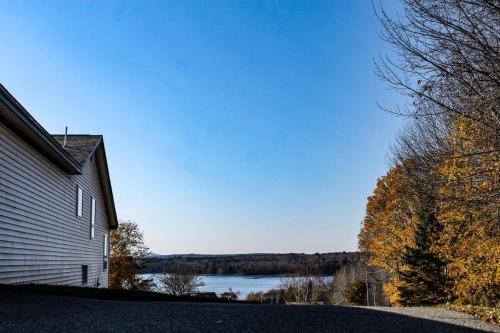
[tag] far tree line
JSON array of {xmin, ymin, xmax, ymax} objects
[{"xmin": 142, "ymin": 252, "xmax": 358, "ymax": 276}]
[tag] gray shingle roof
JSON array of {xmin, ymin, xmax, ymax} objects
[{"xmin": 52, "ymin": 135, "xmax": 102, "ymax": 166}]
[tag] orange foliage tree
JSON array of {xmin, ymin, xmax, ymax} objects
[
  {"xmin": 435, "ymin": 117, "xmax": 500, "ymax": 306},
  {"xmin": 358, "ymin": 165, "xmax": 419, "ymax": 304},
  {"xmin": 362, "ymin": 0, "xmax": 499, "ymax": 306},
  {"xmin": 109, "ymin": 220, "xmax": 154, "ymax": 290}
]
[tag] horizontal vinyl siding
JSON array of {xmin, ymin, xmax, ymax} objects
[{"xmin": 0, "ymin": 122, "xmax": 110, "ymax": 287}]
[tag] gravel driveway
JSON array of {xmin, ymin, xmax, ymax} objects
[{"xmin": 0, "ymin": 289, "xmax": 498, "ymax": 333}]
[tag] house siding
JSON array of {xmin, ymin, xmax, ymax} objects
[{"xmin": 0, "ymin": 122, "xmax": 110, "ymax": 287}]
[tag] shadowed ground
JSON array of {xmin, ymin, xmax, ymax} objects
[{"xmin": 0, "ymin": 288, "xmax": 498, "ymax": 333}]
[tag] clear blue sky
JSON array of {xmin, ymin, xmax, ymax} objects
[{"xmin": 0, "ymin": 1, "xmax": 405, "ymax": 254}]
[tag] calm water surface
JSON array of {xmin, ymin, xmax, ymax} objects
[
  {"xmin": 197, "ymin": 275, "xmax": 284, "ymax": 299},
  {"xmin": 143, "ymin": 274, "xmax": 332, "ymax": 299}
]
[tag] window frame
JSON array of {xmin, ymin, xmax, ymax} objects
[
  {"xmin": 103, "ymin": 233, "xmax": 108, "ymax": 258},
  {"xmin": 90, "ymin": 197, "xmax": 96, "ymax": 239},
  {"xmin": 103, "ymin": 234, "xmax": 108, "ymax": 271},
  {"xmin": 76, "ymin": 186, "xmax": 83, "ymax": 218}
]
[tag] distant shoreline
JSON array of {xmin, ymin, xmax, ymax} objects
[{"xmin": 142, "ymin": 252, "xmax": 358, "ymax": 275}]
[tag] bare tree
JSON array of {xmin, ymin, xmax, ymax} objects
[
  {"xmin": 375, "ymin": 0, "xmax": 499, "ymax": 129},
  {"xmin": 309, "ymin": 276, "xmax": 329, "ymax": 304},
  {"xmin": 377, "ymin": 0, "xmax": 499, "ymax": 191},
  {"xmin": 330, "ymin": 262, "xmax": 389, "ymax": 306},
  {"xmin": 330, "ymin": 263, "xmax": 365, "ymax": 304},
  {"xmin": 280, "ymin": 274, "xmax": 331, "ymax": 304},
  {"xmin": 156, "ymin": 263, "xmax": 205, "ymax": 296}
]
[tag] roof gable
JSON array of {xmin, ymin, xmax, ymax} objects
[{"xmin": 0, "ymin": 84, "xmax": 118, "ymax": 229}]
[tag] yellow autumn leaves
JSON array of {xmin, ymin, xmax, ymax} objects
[{"xmin": 359, "ymin": 116, "xmax": 499, "ymax": 306}]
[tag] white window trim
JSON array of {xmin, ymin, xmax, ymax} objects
[
  {"xmin": 103, "ymin": 234, "xmax": 108, "ymax": 258},
  {"xmin": 90, "ymin": 197, "xmax": 96, "ymax": 239},
  {"xmin": 103, "ymin": 233, "xmax": 109, "ymax": 271},
  {"xmin": 76, "ymin": 186, "xmax": 83, "ymax": 218}
]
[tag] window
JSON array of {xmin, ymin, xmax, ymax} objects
[
  {"xmin": 81, "ymin": 265, "xmax": 88, "ymax": 285},
  {"xmin": 90, "ymin": 197, "xmax": 96, "ymax": 238},
  {"xmin": 103, "ymin": 234, "xmax": 108, "ymax": 271},
  {"xmin": 103, "ymin": 234, "xmax": 108, "ymax": 257},
  {"xmin": 76, "ymin": 186, "xmax": 83, "ymax": 217}
]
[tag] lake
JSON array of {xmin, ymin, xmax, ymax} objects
[{"xmin": 142, "ymin": 274, "xmax": 333, "ymax": 299}]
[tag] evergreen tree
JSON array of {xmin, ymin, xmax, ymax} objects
[{"xmin": 398, "ymin": 206, "xmax": 448, "ymax": 305}]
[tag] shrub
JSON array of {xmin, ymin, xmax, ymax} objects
[{"xmin": 346, "ymin": 281, "xmax": 368, "ymax": 305}]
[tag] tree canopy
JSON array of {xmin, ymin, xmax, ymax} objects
[{"xmin": 360, "ymin": 0, "xmax": 499, "ymax": 306}]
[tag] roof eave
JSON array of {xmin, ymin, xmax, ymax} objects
[
  {"xmin": 0, "ymin": 85, "xmax": 82, "ymax": 175},
  {"xmin": 95, "ymin": 141, "xmax": 118, "ymax": 229}
]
